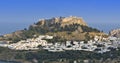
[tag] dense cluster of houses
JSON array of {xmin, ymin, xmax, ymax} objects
[
  {"xmin": 0, "ymin": 35, "xmax": 120, "ymax": 54},
  {"xmin": 43, "ymin": 36, "xmax": 120, "ymax": 53},
  {"xmin": 0, "ymin": 35, "xmax": 53, "ymax": 50}
]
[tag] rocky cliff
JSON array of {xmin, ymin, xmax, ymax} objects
[{"xmin": 36, "ymin": 16, "xmax": 87, "ymax": 27}]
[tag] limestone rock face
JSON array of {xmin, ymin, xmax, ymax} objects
[
  {"xmin": 36, "ymin": 19, "xmax": 46, "ymax": 25},
  {"xmin": 37, "ymin": 16, "xmax": 87, "ymax": 27},
  {"xmin": 61, "ymin": 16, "xmax": 87, "ymax": 27},
  {"xmin": 110, "ymin": 29, "xmax": 120, "ymax": 38}
]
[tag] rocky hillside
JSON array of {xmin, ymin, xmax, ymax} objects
[
  {"xmin": 0, "ymin": 16, "xmax": 107, "ymax": 42},
  {"xmin": 110, "ymin": 29, "xmax": 120, "ymax": 38}
]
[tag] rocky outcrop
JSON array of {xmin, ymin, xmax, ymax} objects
[
  {"xmin": 110, "ymin": 29, "xmax": 120, "ymax": 38},
  {"xmin": 60, "ymin": 16, "xmax": 87, "ymax": 27},
  {"xmin": 37, "ymin": 16, "xmax": 87, "ymax": 27}
]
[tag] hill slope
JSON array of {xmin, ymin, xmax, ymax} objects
[{"xmin": 0, "ymin": 16, "xmax": 106, "ymax": 42}]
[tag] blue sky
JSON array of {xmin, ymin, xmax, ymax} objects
[{"xmin": 0, "ymin": 0, "xmax": 120, "ymax": 34}]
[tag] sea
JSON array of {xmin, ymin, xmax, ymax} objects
[
  {"xmin": 0, "ymin": 61, "xmax": 20, "ymax": 63},
  {"xmin": 0, "ymin": 61, "xmax": 15, "ymax": 63},
  {"xmin": 0, "ymin": 23, "xmax": 30, "ymax": 35},
  {"xmin": 89, "ymin": 23, "xmax": 120, "ymax": 33}
]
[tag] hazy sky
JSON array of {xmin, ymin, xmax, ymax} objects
[{"xmin": 0, "ymin": 0, "xmax": 120, "ymax": 34}]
